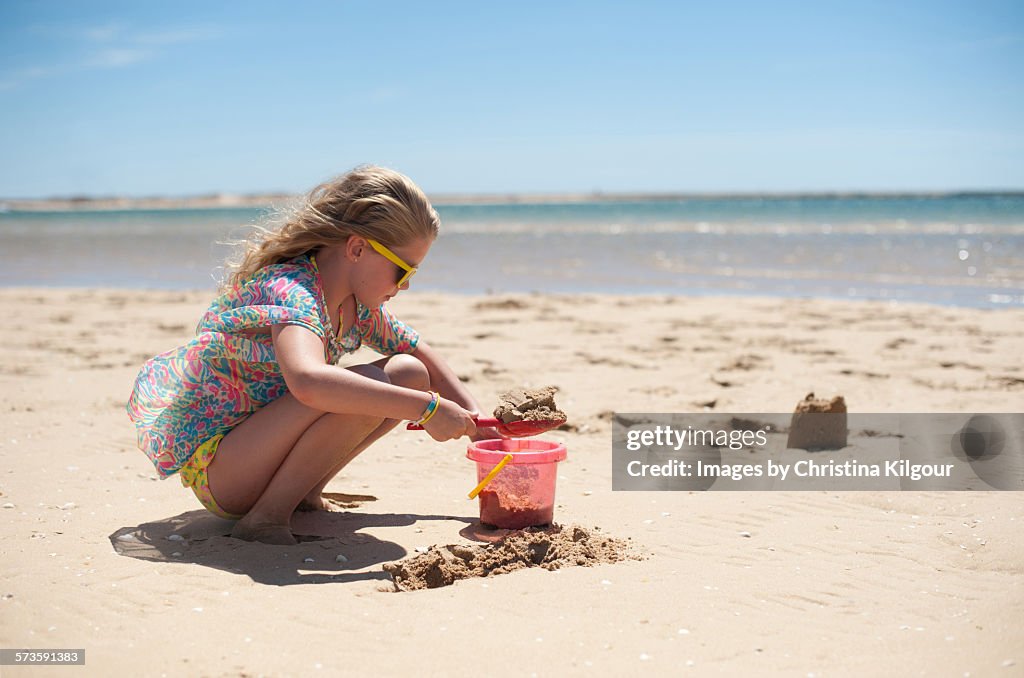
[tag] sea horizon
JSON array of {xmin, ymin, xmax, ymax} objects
[
  {"xmin": 3, "ymin": 194, "xmax": 1022, "ymax": 309},
  {"xmin": 4, "ymin": 188, "xmax": 1024, "ymax": 213}
]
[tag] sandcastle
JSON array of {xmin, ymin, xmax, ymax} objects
[{"xmin": 786, "ymin": 393, "xmax": 848, "ymax": 450}]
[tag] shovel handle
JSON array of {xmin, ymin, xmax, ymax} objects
[
  {"xmin": 406, "ymin": 417, "xmax": 502, "ymax": 431},
  {"xmin": 467, "ymin": 453, "xmax": 514, "ymax": 499}
]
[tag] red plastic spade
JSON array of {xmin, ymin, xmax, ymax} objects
[{"xmin": 406, "ymin": 415, "xmax": 566, "ymax": 438}]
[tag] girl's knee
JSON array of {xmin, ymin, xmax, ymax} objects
[
  {"xmin": 383, "ymin": 353, "xmax": 430, "ymax": 390},
  {"xmin": 347, "ymin": 363, "xmax": 390, "ymax": 384},
  {"xmin": 321, "ymin": 410, "xmax": 385, "ymax": 436}
]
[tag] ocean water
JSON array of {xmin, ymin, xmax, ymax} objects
[{"xmin": 2, "ymin": 195, "xmax": 1022, "ymax": 308}]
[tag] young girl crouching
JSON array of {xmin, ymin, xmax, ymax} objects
[{"xmin": 127, "ymin": 165, "xmax": 498, "ymax": 545}]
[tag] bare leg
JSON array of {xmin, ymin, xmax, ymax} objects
[
  {"xmin": 206, "ymin": 364, "xmax": 390, "ymax": 545},
  {"xmin": 297, "ymin": 354, "xmax": 430, "ymax": 511},
  {"xmin": 229, "ymin": 408, "xmax": 384, "ymax": 544}
]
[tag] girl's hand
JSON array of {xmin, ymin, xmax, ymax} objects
[
  {"xmin": 462, "ymin": 409, "xmax": 504, "ymax": 441},
  {"xmin": 470, "ymin": 425, "xmax": 505, "ymax": 441},
  {"xmin": 422, "ymin": 398, "xmax": 478, "ymax": 441}
]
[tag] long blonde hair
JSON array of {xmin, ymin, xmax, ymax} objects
[{"xmin": 224, "ymin": 165, "xmax": 439, "ymax": 288}]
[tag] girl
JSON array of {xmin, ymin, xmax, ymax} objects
[{"xmin": 127, "ymin": 165, "xmax": 498, "ymax": 545}]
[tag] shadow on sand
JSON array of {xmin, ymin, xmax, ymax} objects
[{"xmin": 110, "ymin": 498, "xmax": 476, "ymax": 587}]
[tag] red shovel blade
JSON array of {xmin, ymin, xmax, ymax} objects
[{"xmin": 406, "ymin": 415, "xmax": 566, "ymax": 438}]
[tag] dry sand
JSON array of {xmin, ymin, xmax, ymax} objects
[{"xmin": 1, "ymin": 288, "xmax": 1022, "ymax": 676}]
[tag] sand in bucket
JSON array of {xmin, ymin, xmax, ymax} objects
[{"xmin": 466, "ymin": 439, "xmax": 567, "ymax": 529}]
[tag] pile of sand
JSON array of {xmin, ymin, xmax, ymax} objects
[
  {"xmin": 383, "ymin": 525, "xmax": 639, "ymax": 591},
  {"xmin": 493, "ymin": 386, "xmax": 566, "ymax": 424}
]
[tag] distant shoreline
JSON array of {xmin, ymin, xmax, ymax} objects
[{"xmin": 2, "ymin": 190, "xmax": 1023, "ymax": 213}]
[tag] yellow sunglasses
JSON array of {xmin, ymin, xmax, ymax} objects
[{"xmin": 366, "ymin": 238, "xmax": 417, "ymax": 287}]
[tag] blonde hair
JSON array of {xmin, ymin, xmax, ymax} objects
[{"xmin": 223, "ymin": 165, "xmax": 439, "ymax": 288}]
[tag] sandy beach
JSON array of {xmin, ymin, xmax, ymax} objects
[{"xmin": 1, "ymin": 288, "xmax": 1022, "ymax": 676}]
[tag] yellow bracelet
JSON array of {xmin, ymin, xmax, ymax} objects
[{"xmin": 417, "ymin": 391, "xmax": 440, "ymax": 425}]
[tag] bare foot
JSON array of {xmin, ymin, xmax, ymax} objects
[
  {"xmin": 231, "ymin": 520, "xmax": 297, "ymax": 546},
  {"xmin": 295, "ymin": 494, "xmax": 348, "ymax": 513}
]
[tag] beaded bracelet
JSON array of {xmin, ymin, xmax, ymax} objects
[{"xmin": 415, "ymin": 391, "xmax": 440, "ymax": 426}]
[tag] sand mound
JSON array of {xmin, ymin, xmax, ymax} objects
[
  {"xmin": 493, "ymin": 386, "xmax": 566, "ymax": 424},
  {"xmin": 787, "ymin": 392, "xmax": 848, "ymax": 450},
  {"xmin": 383, "ymin": 525, "xmax": 639, "ymax": 591}
]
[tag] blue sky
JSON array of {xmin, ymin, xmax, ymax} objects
[{"xmin": 1, "ymin": 1, "xmax": 1022, "ymax": 197}]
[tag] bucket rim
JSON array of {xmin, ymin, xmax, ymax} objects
[{"xmin": 466, "ymin": 438, "xmax": 567, "ymax": 464}]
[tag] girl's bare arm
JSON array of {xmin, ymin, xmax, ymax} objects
[
  {"xmin": 271, "ymin": 324, "xmax": 475, "ymax": 440},
  {"xmin": 413, "ymin": 340, "xmax": 503, "ymax": 440}
]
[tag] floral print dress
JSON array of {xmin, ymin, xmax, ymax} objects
[{"xmin": 127, "ymin": 254, "xmax": 419, "ymax": 478}]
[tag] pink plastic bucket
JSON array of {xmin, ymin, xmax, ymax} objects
[{"xmin": 466, "ymin": 438, "xmax": 567, "ymax": 529}]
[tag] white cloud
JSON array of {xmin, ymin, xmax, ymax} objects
[
  {"xmin": 0, "ymin": 23, "xmax": 221, "ymax": 92},
  {"xmin": 0, "ymin": 63, "xmax": 67, "ymax": 90},
  {"xmin": 132, "ymin": 26, "xmax": 221, "ymax": 46},
  {"xmin": 82, "ymin": 23, "xmax": 125, "ymax": 42},
  {"xmin": 87, "ymin": 48, "xmax": 153, "ymax": 68},
  {"xmin": 47, "ymin": 21, "xmax": 219, "ymax": 46}
]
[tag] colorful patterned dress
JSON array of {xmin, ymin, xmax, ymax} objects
[{"xmin": 126, "ymin": 254, "xmax": 420, "ymax": 478}]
